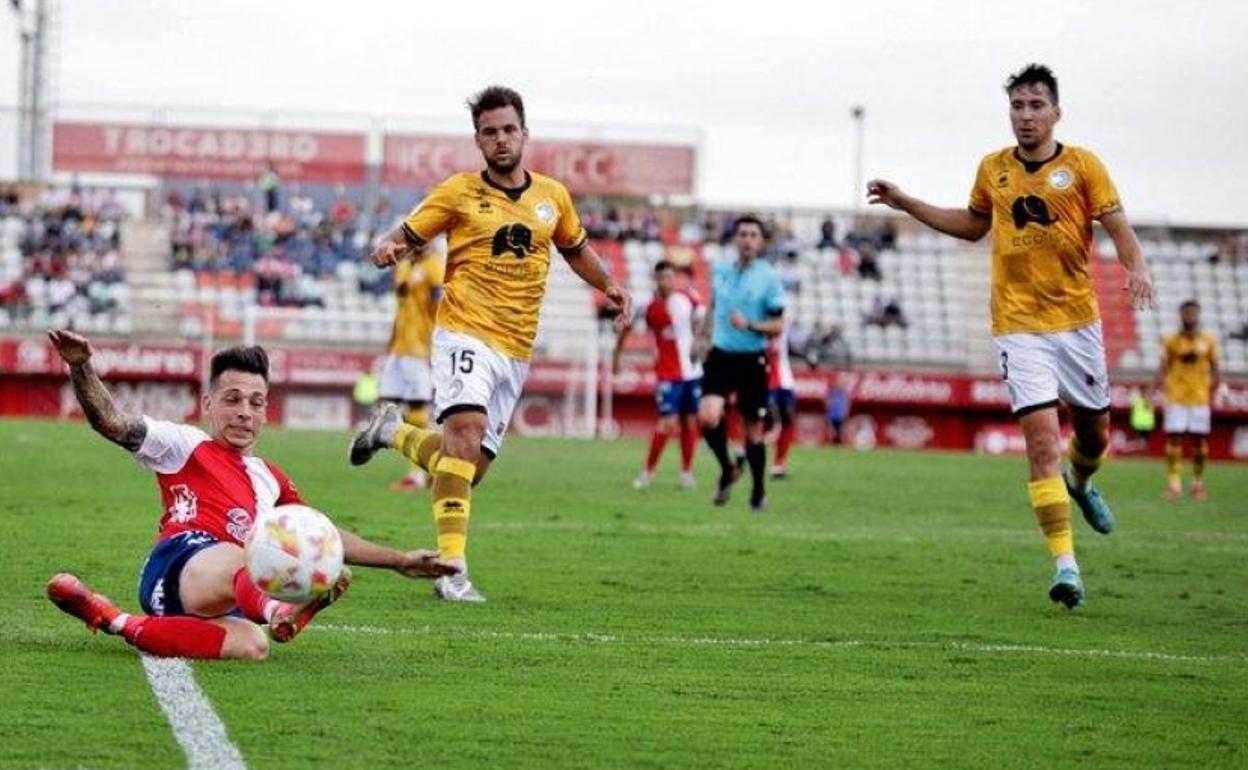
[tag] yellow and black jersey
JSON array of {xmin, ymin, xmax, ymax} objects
[
  {"xmin": 389, "ymin": 255, "xmax": 445, "ymax": 358},
  {"xmin": 402, "ymin": 170, "xmax": 588, "ymax": 361},
  {"xmin": 1162, "ymin": 330, "xmax": 1219, "ymax": 406},
  {"xmin": 969, "ymin": 144, "xmax": 1121, "ymax": 335}
]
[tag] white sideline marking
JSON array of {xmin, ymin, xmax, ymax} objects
[
  {"xmin": 472, "ymin": 519, "xmax": 1248, "ymax": 552},
  {"xmin": 141, "ymin": 656, "xmax": 247, "ymax": 770},
  {"xmin": 315, "ymin": 623, "xmax": 1244, "ymax": 665}
]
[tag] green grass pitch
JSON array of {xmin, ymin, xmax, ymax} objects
[{"xmin": 1, "ymin": 417, "xmax": 1245, "ymax": 769}]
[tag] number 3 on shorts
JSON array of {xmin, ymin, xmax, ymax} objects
[{"xmin": 450, "ymin": 349, "xmax": 475, "ymax": 374}]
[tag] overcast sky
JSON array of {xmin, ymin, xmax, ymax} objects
[{"xmin": 2, "ymin": 0, "xmax": 1246, "ymax": 225}]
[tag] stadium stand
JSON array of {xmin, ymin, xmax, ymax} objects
[
  {"xmin": 0, "ymin": 187, "xmax": 132, "ymax": 335},
  {"xmin": 1104, "ymin": 234, "xmax": 1248, "ymax": 376},
  {"xmin": 6, "ymin": 182, "xmax": 1244, "ymax": 380}
]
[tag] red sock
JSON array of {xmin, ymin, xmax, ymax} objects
[
  {"xmin": 644, "ymin": 429, "xmax": 669, "ymax": 472},
  {"xmin": 233, "ymin": 567, "xmax": 277, "ymax": 624},
  {"xmin": 679, "ymin": 420, "xmax": 698, "ymax": 472},
  {"xmin": 727, "ymin": 411, "xmax": 744, "ymax": 445},
  {"xmin": 775, "ymin": 422, "xmax": 795, "ymax": 467},
  {"xmin": 123, "ymin": 616, "xmax": 227, "ymax": 659}
]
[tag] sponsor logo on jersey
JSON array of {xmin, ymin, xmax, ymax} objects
[
  {"xmin": 492, "ymin": 223, "xmax": 535, "ymax": 258},
  {"xmin": 1011, "ymin": 195, "xmax": 1059, "ymax": 229}
]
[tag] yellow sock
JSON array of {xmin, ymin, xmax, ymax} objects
[
  {"xmin": 1193, "ymin": 438, "xmax": 1208, "ymax": 482},
  {"xmin": 392, "ymin": 424, "xmax": 442, "ymax": 473},
  {"xmin": 1067, "ymin": 438, "xmax": 1105, "ymax": 490},
  {"xmin": 403, "ymin": 405, "xmax": 429, "ymax": 428},
  {"xmin": 1165, "ymin": 439, "xmax": 1183, "ymax": 485},
  {"xmin": 432, "ymin": 455, "xmax": 475, "ymax": 560},
  {"xmin": 1028, "ymin": 476, "xmax": 1073, "ymax": 559}
]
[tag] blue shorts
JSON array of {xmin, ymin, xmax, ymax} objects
[
  {"xmin": 769, "ymin": 388, "xmax": 797, "ymax": 412},
  {"xmin": 656, "ymin": 379, "xmax": 701, "ymax": 417},
  {"xmin": 138, "ymin": 531, "xmax": 222, "ymax": 616}
]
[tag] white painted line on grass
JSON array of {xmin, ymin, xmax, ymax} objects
[
  {"xmin": 141, "ymin": 656, "xmax": 247, "ymax": 770},
  {"xmin": 315, "ymin": 623, "xmax": 1244, "ymax": 665},
  {"xmin": 472, "ymin": 519, "xmax": 1248, "ymax": 552}
]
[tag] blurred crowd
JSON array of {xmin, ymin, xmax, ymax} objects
[
  {"xmin": 165, "ymin": 184, "xmax": 394, "ymax": 306},
  {"xmin": 0, "ymin": 186, "xmax": 130, "ymax": 329}
]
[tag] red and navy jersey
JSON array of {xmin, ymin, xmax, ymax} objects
[
  {"xmin": 133, "ymin": 417, "xmax": 304, "ymax": 545},
  {"xmin": 645, "ymin": 289, "xmax": 705, "ymax": 382},
  {"xmin": 767, "ymin": 314, "xmax": 795, "ymax": 390}
]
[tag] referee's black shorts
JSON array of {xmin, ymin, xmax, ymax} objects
[{"xmin": 702, "ymin": 347, "xmax": 770, "ymax": 422}]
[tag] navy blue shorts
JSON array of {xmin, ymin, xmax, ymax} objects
[
  {"xmin": 769, "ymin": 388, "xmax": 797, "ymax": 413},
  {"xmin": 656, "ymin": 379, "xmax": 701, "ymax": 417},
  {"xmin": 138, "ymin": 531, "xmax": 222, "ymax": 616}
]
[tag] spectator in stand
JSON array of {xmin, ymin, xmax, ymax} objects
[
  {"xmin": 642, "ymin": 211, "xmax": 662, "ymax": 243},
  {"xmin": 776, "ymin": 250, "xmax": 802, "ymax": 293},
  {"xmin": 836, "ymin": 247, "xmax": 857, "ymax": 276},
  {"xmin": 857, "ymin": 241, "xmax": 882, "ymax": 281},
  {"xmin": 805, "ymin": 323, "xmax": 853, "ymax": 369},
  {"xmin": 879, "ymin": 219, "xmax": 898, "ymax": 251},
  {"xmin": 818, "ymin": 216, "xmax": 838, "ymax": 250},
  {"xmin": 865, "ymin": 296, "xmax": 908, "ymax": 328},
  {"xmin": 258, "ymin": 163, "xmax": 281, "ymax": 213}
]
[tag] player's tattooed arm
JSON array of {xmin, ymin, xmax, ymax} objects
[{"xmin": 48, "ymin": 329, "xmax": 147, "ymax": 451}]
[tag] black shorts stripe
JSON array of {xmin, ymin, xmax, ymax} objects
[
  {"xmin": 1013, "ymin": 399, "xmax": 1061, "ymax": 419},
  {"xmin": 436, "ymin": 404, "xmax": 487, "ymax": 424}
]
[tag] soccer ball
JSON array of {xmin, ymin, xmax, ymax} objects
[{"xmin": 243, "ymin": 504, "xmax": 344, "ymax": 603}]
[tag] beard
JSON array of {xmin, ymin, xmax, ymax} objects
[{"xmin": 486, "ymin": 150, "xmax": 522, "ymax": 176}]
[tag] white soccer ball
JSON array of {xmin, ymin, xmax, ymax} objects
[{"xmin": 243, "ymin": 504, "xmax": 344, "ymax": 603}]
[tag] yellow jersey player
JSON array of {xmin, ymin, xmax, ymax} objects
[
  {"xmin": 349, "ymin": 85, "xmax": 632, "ymax": 602},
  {"xmin": 867, "ymin": 63, "xmax": 1155, "ymax": 609},
  {"xmin": 1156, "ymin": 300, "xmax": 1220, "ymax": 500},
  {"xmin": 378, "ymin": 252, "xmax": 445, "ymax": 491}
]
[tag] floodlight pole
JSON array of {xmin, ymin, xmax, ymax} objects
[
  {"xmin": 11, "ymin": 0, "xmax": 48, "ymax": 181},
  {"xmin": 851, "ymin": 105, "xmax": 865, "ymax": 211}
]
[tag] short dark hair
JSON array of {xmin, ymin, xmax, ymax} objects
[
  {"xmin": 732, "ymin": 214, "xmax": 768, "ymax": 238},
  {"xmin": 210, "ymin": 345, "xmax": 270, "ymax": 388},
  {"xmin": 467, "ymin": 86, "xmax": 526, "ymax": 131},
  {"xmin": 1180, "ymin": 299, "xmax": 1200, "ymax": 312},
  {"xmin": 653, "ymin": 260, "xmax": 676, "ymax": 275},
  {"xmin": 1005, "ymin": 63, "xmax": 1059, "ymax": 104}
]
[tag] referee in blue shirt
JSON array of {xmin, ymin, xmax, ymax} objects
[{"xmin": 696, "ymin": 215, "xmax": 786, "ymax": 510}]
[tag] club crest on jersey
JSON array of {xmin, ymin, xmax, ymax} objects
[
  {"xmin": 167, "ymin": 484, "xmax": 198, "ymax": 523},
  {"xmin": 535, "ymin": 202, "xmax": 556, "ymax": 224},
  {"xmin": 1048, "ymin": 168, "xmax": 1073, "ymax": 190}
]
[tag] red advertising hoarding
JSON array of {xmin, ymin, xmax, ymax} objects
[
  {"xmin": 4, "ymin": 338, "xmax": 1247, "ymax": 458},
  {"xmin": 52, "ymin": 121, "xmax": 367, "ymax": 183},
  {"xmin": 382, "ymin": 134, "xmax": 695, "ymax": 196}
]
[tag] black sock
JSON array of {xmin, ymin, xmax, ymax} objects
[
  {"xmin": 702, "ymin": 422, "xmax": 733, "ymax": 482},
  {"xmin": 745, "ymin": 441, "xmax": 766, "ymax": 504}
]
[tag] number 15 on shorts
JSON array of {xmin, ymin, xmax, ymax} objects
[{"xmin": 450, "ymin": 349, "xmax": 475, "ymax": 374}]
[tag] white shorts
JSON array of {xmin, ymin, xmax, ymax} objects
[
  {"xmin": 378, "ymin": 355, "xmax": 433, "ymax": 403},
  {"xmin": 431, "ymin": 327, "xmax": 530, "ymax": 457},
  {"xmin": 994, "ymin": 322, "xmax": 1110, "ymax": 415},
  {"xmin": 1163, "ymin": 404, "xmax": 1211, "ymax": 435}
]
